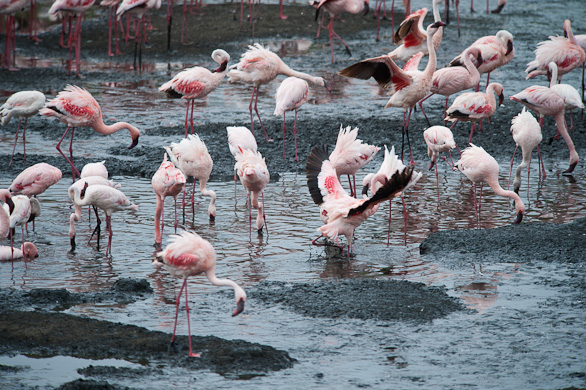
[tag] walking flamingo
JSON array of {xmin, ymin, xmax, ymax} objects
[
  {"xmin": 548, "ymin": 62, "xmax": 584, "ymax": 133},
  {"xmin": 40, "ymin": 85, "xmax": 141, "ymax": 182},
  {"xmin": 153, "ymin": 231, "xmax": 246, "ymax": 358},
  {"xmin": 1, "ymin": 0, "xmax": 29, "ymax": 70},
  {"xmin": 423, "ymin": 125, "xmax": 457, "ymax": 203},
  {"xmin": 152, "ymin": 154, "xmax": 186, "ymax": 245},
  {"xmin": 328, "ymin": 125, "xmax": 380, "ymax": 198},
  {"xmin": 0, "ymin": 90, "xmax": 46, "ymax": 166},
  {"xmin": 9, "ymin": 163, "xmax": 63, "ymax": 197},
  {"xmin": 525, "ymin": 19, "xmax": 585, "ymax": 82},
  {"xmin": 69, "ymin": 182, "xmax": 138, "ymax": 255},
  {"xmin": 445, "ymin": 82, "xmax": 504, "ymax": 143},
  {"xmin": 457, "ymin": 144, "xmax": 525, "ymax": 226},
  {"xmin": 164, "ymin": 134, "xmax": 216, "ymax": 223},
  {"xmin": 228, "ymin": 43, "xmax": 329, "ymax": 141},
  {"xmin": 159, "ymin": 49, "xmax": 230, "ymax": 138},
  {"xmin": 306, "ymin": 145, "xmax": 413, "ymax": 253},
  {"xmin": 0, "ymin": 242, "xmax": 38, "ymax": 262},
  {"xmin": 235, "ymin": 147, "xmax": 270, "ymax": 235},
  {"xmin": 338, "ymin": 21, "xmax": 445, "ymax": 164},
  {"xmin": 274, "ymin": 77, "xmax": 309, "ymax": 162},
  {"xmin": 309, "ymin": 0, "xmax": 369, "ymax": 63},
  {"xmin": 116, "ymin": 0, "xmax": 161, "ymax": 70},
  {"xmin": 509, "ymin": 108, "xmax": 543, "ymax": 195}
]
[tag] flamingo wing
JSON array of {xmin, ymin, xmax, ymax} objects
[
  {"xmin": 403, "ymin": 52, "xmax": 424, "ymax": 72},
  {"xmin": 338, "ymin": 55, "xmax": 412, "ymax": 90},
  {"xmin": 393, "ymin": 8, "xmax": 427, "ymax": 47}
]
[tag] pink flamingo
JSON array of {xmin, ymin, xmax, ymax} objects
[
  {"xmin": 339, "ymin": 21, "xmax": 445, "ymax": 164},
  {"xmin": 116, "ymin": 0, "xmax": 161, "ymax": 70},
  {"xmin": 309, "ymin": 0, "xmax": 369, "ymax": 63},
  {"xmin": 81, "ymin": 160, "xmax": 108, "ymax": 179},
  {"xmin": 0, "ymin": 189, "xmax": 14, "ymax": 248},
  {"xmin": 159, "ymin": 49, "xmax": 230, "ymax": 138},
  {"xmin": 548, "ymin": 62, "xmax": 585, "ymax": 133},
  {"xmin": 152, "ymin": 154, "xmax": 186, "ymax": 245},
  {"xmin": 388, "ymin": 0, "xmax": 443, "ymax": 62},
  {"xmin": 449, "ymin": 30, "xmax": 514, "ymax": 90},
  {"xmin": 525, "ymin": 19, "xmax": 585, "ymax": 82},
  {"xmin": 165, "ymin": 134, "xmax": 216, "ymax": 223},
  {"xmin": 3, "ymin": 193, "xmax": 31, "ymax": 263},
  {"xmin": 235, "ymin": 147, "xmax": 270, "ymax": 235},
  {"xmin": 228, "ymin": 43, "xmax": 329, "ymax": 141},
  {"xmin": 0, "ymin": 90, "xmax": 46, "ymax": 166},
  {"xmin": 423, "ymin": 126, "xmax": 457, "ymax": 203},
  {"xmin": 100, "ymin": 0, "xmax": 124, "ymax": 56},
  {"xmin": 0, "ymin": 0, "xmax": 28, "ymax": 70},
  {"xmin": 274, "ymin": 77, "xmax": 309, "ymax": 162},
  {"xmin": 227, "ymin": 126, "xmax": 257, "ymax": 197},
  {"xmin": 508, "ymin": 108, "xmax": 543, "ymax": 196},
  {"xmin": 306, "ymin": 145, "xmax": 413, "ymax": 253},
  {"xmin": 40, "ymin": 85, "xmax": 141, "ymax": 182},
  {"xmin": 419, "ymin": 46, "xmax": 483, "ymax": 119},
  {"xmin": 457, "ymin": 143, "xmax": 525, "ymax": 226},
  {"xmin": 153, "ymin": 231, "xmax": 246, "ymax": 358},
  {"xmin": 9, "ymin": 163, "xmax": 63, "ymax": 197},
  {"xmin": 48, "ymin": 0, "xmax": 95, "ymax": 77},
  {"xmin": 28, "ymin": 0, "xmax": 41, "ymax": 42},
  {"xmin": 445, "ymin": 82, "xmax": 504, "ymax": 143},
  {"xmin": 0, "ymin": 242, "xmax": 38, "ymax": 262},
  {"xmin": 571, "ymin": 33, "xmax": 586, "ymax": 107},
  {"xmin": 69, "ymin": 182, "xmax": 138, "ymax": 255},
  {"xmin": 328, "ymin": 125, "xmax": 380, "ymax": 198}
]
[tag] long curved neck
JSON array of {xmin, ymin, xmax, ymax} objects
[
  {"xmin": 432, "ymin": 0, "xmax": 441, "ymax": 22},
  {"xmin": 554, "ymin": 111, "xmax": 579, "ymax": 165},
  {"xmin": 463, "ymin": 51, "xmax": 481, "ymax": 82},
  {"xmin": 485, "ymin": 84, "xmax": 497, "ymax": 108},
  {"xmin": 549, "ymin": 65, "xmax": 559, "ymax": 87},
  {"xmin": 486, "ymin": 175, "xmax": 523, "ymax": 210},
  {"xmin": 566, "ymin": 22, "xmax": 577, "ymax": 43},
  {"xmin": 280, "ymin": 66, "xmax": 320, "ymax": 85},
  {"xmin": 424, "ymin": 30, "xmax": 438, "ymax": 77},
  {"xmin": 71, "ymin": 187, "xmax": 91, "ymax": 207},
  {"xmin": 205, "ymin": 268, "xmax": 239, "ymax": 290},
  {"xmin": 93, "ymin": 119, "xmax": 138, "ymax": 138}
]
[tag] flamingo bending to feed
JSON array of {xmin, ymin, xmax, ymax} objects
[
  {"xmin": 423, "ymin": 126, "xmax": 457, "ymax": 203},
  {"xmin": 525, "ymin": 19, "xmax": 585, "ymax": 82},
  {"xmin": 165, "ymin": 134, "xmax": 216, "ymax": 223},
  {"xmin": 40, "ymin": 85, "xmax": 140, "ymax": 182},
  {"xmin": 328, "ymin": 125, "xmax": 380, "ymax": 198},
  {"xmin": 235, "ymin": 147, "xmax": 270, "ymax": 235},
  {"xmin": 1, "ymin": 91, "xmax": 46, "ymax": 166},
  {"xmin": 445, "ymin": 82, "xmax": 504, "ymax": 143},
  {"xmin": 274, "ymin": 77, "xmax": 309, "ymax": 162},
  {"xmin": 509, "ymin": 108, "xmax": 543, "ymax": 195},
  {"xmin": 339, "ymin": 21, "xmax": 445, "ymax": 164},
  {"xmin": 306, "ymin": 145, "xmax": 413, "ymax": 253},
  {"xmin": 0, "ymin": 242, "xmax": 38, "ymax": 262},
  {"xmin": 1, "ymin": 0, "xmax": 29, "ymax": 70},
  {"xmin": 309, "ymin": 0, "xmax": 370, "ymax": 63},
  {"xmin": 457, "ymin": 144, "xmax": 525, "ymax": 226},
  {"xmin": 153, "ymin": 231, "xmax": 246, "ymax": 358},
  {"xmin": 69, "ymin": 182, "xmax": 138, "ymax": 255},
  {"xmin": 159, "ymin": 49, "xmax": 230, "ymax": 138},
  {"xmin": 228, "ymin": 43, "xmax": 329, "ymax": 141},
  {"xmin": 548, "ymin": 62, "xmax": 585, "ymax": 133},
  {"xmin": 152, "ymin": 154, "xmax": 186, "ymax": 245},
  {"xmin": 116, "ymin": 0, "xmax": 161, "ymax": 70}
]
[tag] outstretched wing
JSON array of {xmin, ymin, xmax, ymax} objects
[{"xmin": 338, "ymin": 55, "xmax": 411, "ymax": 90}]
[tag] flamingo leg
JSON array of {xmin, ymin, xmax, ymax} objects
[
  {"xmin": 536, "ymin": 145, "xmax": 546, "ymax": 179},
  {"xmin": 182, "ymin": 185, "xmax": 187, "ymax": 224},
  {"xmin": 253, "ymin": 87, "xmax": 272, "ymax": 141},
  {"xmin": 293, "ymin": 109, "xmax": 299, "ymax": 162},
  {"xmin": 282, "ymin": 112, "xmax": 286, "ymax": 159},
  {"xmin": 435, "ymin": 157, "xmax": 440, "ymax": 205},
  {"xmin": 167, "ymin": 0, "xmax": 173, "ymax": 51},
  {"xmin": 9, "ymin": 118, "xmax": 21, "ymax": 167},
  {"xmin": 108, "ymin": 7, "xmax": 114, "ymax": 56},
  {"xmin": 170, "ymin": 278, "xmax": 186, "ymax": 345},
  {"xmin": 174, "ymin": 196, "xmax": 178, "ymax": 233},
  {"xmin": 191, "ymin": 179, "xmax": 196, "ymax": 220},
  {"xmin": 387, "ymin": 199, "xmax": 392, "ymax": 246},
  {"xmin": 184, "ymin": 100, "xmax": 190, "ymax": 138},
  {"xmin": 183, "ymin": 280, "xmax": 200, "ymax": 357},
  {"xmin": 56, "ymin": 126, "xmax": 81, "ymax": 182},
  {"xmin": 328, "ymin": 17, "xmax": 352, "ymax": 63},
  {"xmin": 401, "ymin": 196, "xmax": 407, "ymax": 245},
  {"xmin": 89, "ymin": 206, "xmax": 102, "ymax": 243},
  {"xmin": 404, "ymin": 108, "xmax": 415, "ymax": 165},
  {"xmin": 279, "ymin": 0, "xmax": 287, "ymax": 19},
  {"xmin": 508, "ymin": 144, "xmax": 517, "ymax": 189},
  {"xmin": 106, "ymin": 215, "xmax": 113, "ymax": 256},
  {"xmin": 248, "ymin": 86, "xmax": 256, "ymax": 136},
  {"xmin": 190, "ymin": 100, "xmax": 195, "ymax": 135}
]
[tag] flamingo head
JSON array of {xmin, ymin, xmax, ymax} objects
[
  {"xmin": 0, "ymin": 189, "xmax": 14, "ymax": 214},
  {"xmin": 129, "ymin": 133, "xmax": 140, "ymax": 149},
  {"xmin": 512, "ymin": 197, "xmax": 525, "ymax": 224},
  {"xmin": 22, "ymin": 242, "xmax": 39, "ymax": 261},
  {"xmin": 513, "ymin": 210, "xmax": 524, "ymax": 224},
  {"xmin": 563, "ymin": 19, "xmax": 571, "ymax": 38},
  {"xmin": 232, "ymin": 287, "xmax": 247, "ymax": 317},
  {"xmin": 80, "ymin": 181, "xmax": 89, "ymax": 199},
  {"xmin": 506, "ymin": 40, "xmax": 514, "ymax": 56},
  {"xmin": 212, "ymin": 49, "xmax": 230, "ymax": 73}
]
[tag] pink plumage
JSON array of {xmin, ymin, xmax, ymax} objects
[
  {"xmin": 152, "ymin": 154, "xmax": 186, "ymax": 245},
  {"xmin": 274, "ymin": 77, "xmax": 310, "ymax": 162},
  {"xmin": 9, "ymin": 163, "xmax": 62, "ymax": 197}
]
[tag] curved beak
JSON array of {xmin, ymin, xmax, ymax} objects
[
  {"xmin": 498, "ymin": 93, "xmax": 504, "ymax": 106},
  {"xmin": 564, "ymin": 29, "xmax": 568, "ymax": 38},
  {"xmin": 431, "ymin": 21, "xmax": 446, "ymax": 28},
  {"xmin": 324, "ymin": 79, "xmax": 332, "ymax": 93},
  {"xmin": 363, "ymin": 1, "xmax": 369, "ymax": 15},
  {"xmin": 506, "ymin": 40, "xmax": 513, "ymax": 56},
  {"xmin": 513, "ymin": 211, "xmax": 523, "ymax": 224},
  {"xmin": 362, "ymin": 183, "xmax": 370, "ymax": 196},
  {"xmin": 476, "ymin": 52, "xmax": 483, "ymax": 66},
  {"xmin": 6, "ymin": 197, "xmax": 15, "ymax": 214},
  {"xmin": 232, "ymin": 298, "xmax": 245, "ymax": 316},
  {"xmin": 129, "ymin": 135, "xmax": 140, "ymax": 149},
  {"xmin": 563, "ymin": 161, "xmax": 578, "ymax": 175}
]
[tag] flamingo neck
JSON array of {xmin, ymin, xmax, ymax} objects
[
  {"xmin": 93, "ymin": 119, "xmax": 139, "ymax": 139},
  {"xmin": 565, "ymin": 22, "xmax": 577, "ymax": 43},
  {"xmin": 463, "ymin": 51, "xmax": 481, "ymax": 83},
  {"xmin": 424, "ymin": 29, "xmax": 438, "ymax": 78},
  {"xmin": 485, "ymin": 84, "xmax": 498, "ymax": 109},
  {"xmin": 281, "ymin": 67, "xmax": 321, "ymax": 86},
  {"xmin": 554, "ymin": 111, "xmax": 579, "ymax": 165},
  {"xmin": 549, "ymin": 65, "xmax": 559, "ymax": 87},
  {"xmin": 432, "ymin": 1, "xmax": 441, "ymax": 22},
  {"xmin": 486, "ymin": 176, "xmax": 525, "ymax": 213},
  {"xmin": 205, "ymin": 269, "xmax": 239, "ymax": 292}
]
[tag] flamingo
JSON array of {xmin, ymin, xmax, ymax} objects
[
  {"xmin": 508, "ymin": 108, "xmax": 543, "ymax": 196},
  {"xmin": 27, "ymin": 196, "xmax": 40, "ymax": 231},
  {"xmin": 153, "ymin": 231, "xmax": 246, "ymax": 358},
  {"xmin": 338, "ymin": 21, "xmax": 445, "ymax": 164},
  {"xmin": 0, "ymin": 0, "xmax": 29, "ymax": 70},
  {"xmin": 445, "ymin": 82, "xmax": 504, "ymax": 143},
  {"xmin": 0, "ymin": 189, "xmax": 14, "ymax": 245},
  {"xmin": 100, "ymin": 0, "xmax": 124, "ymax": 56},
  {"xmin": 48, "ymin": 0, "xmax": 95, "ymax": 77},
  {"xmin": 164, "ymin": 134, "xmax": 216, "ymax": 223},
  {"xmin": 69, "ymin": 182, "xmax": 138, "ymax": 255},
  {"xmin": 423, "ymin": 125, "xmax": 457, "ymax": 203},
  {"xmin": 40, "ymin": 85, "xmax": 141, "ymax": 182},
  {"xmin": 152, "ymin": 154, "xmax": 186, "ymax": 245},
  {"xmin": 228, "ymin": 43, "xmax": 329, "ymax": 141},
  {"xmin": 159, "ymin": 49, "xmax": 230, "ymax": 138},
  {"xmin": 81, "ymin": 160, "xmax": 109, "ymax": 179},
  {"xmin": 388, "ymin": 0, "xmax": 443, "ymax": 62},
  {"xmin": 449, "ymin": 30, "xmax": 514, "ymax": 90},
  {"xmin": 274, "ymin": 77, "xmax": 309, "ymax": 162},
  {"xmin": 116, "ymin": 0, "xmax": 161, "ymax": 70},
  {"xmin": 0, "ymin": 242, "xmax": 38, "ymax": 262},
  {"xmin": 306, "ymin": 145, "xmax": 413, "ymax": 253},
  {"xmin": 328, "ymin": 125, "xmax": 380, "ymax": 198},
  {"xmin": 235, "ymin": 147, "xmax": 270, "ymax": 235},
  {"xmin": 227, "ymin": 126, "xmax": 257, "ymax": 197},
  {"xmin": 9, "ymin": 163, "xmax": 63, "ymax": 197},
  {"xmin": 548, "ymin": 62, "xmax": 585, "ymax": 133},
  {"xmin": 3, "ymin": 194, "xmax": 31, "ymax": 262},
  {"xmin": 525, "ymin": 19, "xmax": 585, "ymax": 82},
  {"xmin": 510, "ymin": 66, "xmax": 579, "ymax": 174},
  {"xmin": 309, "ymin": 0, "xmax": 369, "ymax": 63},
  {"xmin": 457, "ymin": 144, "xmax": 525, "ymax": 226},
  {"xmin": 0, "ymin": 90, "xmax": 46, "ymax": 166},
  {"xmin": 571, "ymin": 33, "xmax": 586, "ymax": 108}
]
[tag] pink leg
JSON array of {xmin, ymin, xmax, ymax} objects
[
  {"xmin": 435, "ymin": 157, "xmax": 440, "ymax": 204},
  {"xmin": 170, "ymin": 278, "xmax": 186, "ymax": 345},
  {"xmin": 190, "ymin": 100, "xmax": 195, "ymax": 135},
  {"xmin": 106, "ymin": 215, "xmax": 113, "ymax": 256},
  {"xmin": 401, "ymin": 196, "xmax": 407, "ymax": 245},
  {"xmin": 174, "ymin": 196, "xmax": 178, "ymax": 233},
  {"xmin": 56, "ymin": 126, "xmax": 80, "ymax": 182},
  {"xmin": 184, "ymin": 101, "xmax": 190, "ymax": 138},
  {"xmin": 108, "ymin": 7, "xmax": 114, "ymax": 56},
  {"xmin": 293, "ymin": 109, "xmax": 299, "ymax": 162},
  {"xmin": 417, "ymin": 94, "xmax": 433, "ymax": 126},
  {"xmin": 248, "ymin": 87, "xmax": 256, "ymax": 136},
  {"xmin": 21, "ymin": 118, "xmax": 27, "ymax": 162},
  {"xmin": 115, "ymin": 6, "xmax": 123, "ymax": 54},
  {"xmin": 508, "ymin": 144, "xmax": 517, "ymax": 189},
  {"xmin": 282, "ymin": 112, "xmax": 286, "ymax": 159},
  {"xmin": 253, "ymin": 87, "xmax": 272, "ymax": 141},
  {"xmin": 183, "ymin": 281, "xmax": 200, "ymax": 357},
  {"xmin": 536, "ymin": 145, "xmax": 546, "ymax": 179},
  {"xmin": 387, "ymin": 200, "xmax": 392, "ymax": 246},
  {"xmin": 279, "ymin": 0, "xmax": 287, "ymax": 19}
]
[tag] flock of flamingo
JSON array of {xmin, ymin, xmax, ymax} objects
[{"xmin": 1, "ymin": 0, "xmax": 586, "ymax": 356}]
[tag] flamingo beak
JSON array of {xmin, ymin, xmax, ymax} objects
[
  {"xmin": 129, "ymin": 135, "xmax": 140, "ymax": 149},
  {"xmin": 232, "ymin": 298, "xmax": 245, "ymax": 316},
  {"xmin": 506, "ymin": 41, "xmax": 513, "ymax": 56},
  {"xmin": 564, "ymin": 29, "xmax": 568, "ymax": 38},
  {"xmin": 362, "ymin": 183, "xmax": 370, "ymax": 196},
  {"xmin": 431, "ymin": 21, "xmax": 446, "ymax": 28},
  {"xmin": 363, "ymin": 1, "xmax": 369, "ymax": 15},
  {"xmin": 5, "ymin": 197, "xmax": 15, "ymax": 214},
  {"xmin": 476, "ymin": 53, "xmax": 483, "ymax": 66},
  {"xmin": 324, "ymin": 79, "xmax": 332, "ymax": 93},
  {"xmin": 513, "ymin": 211, "xmax": 523, "ymax": 224},
  {"xmin": 563, "ymin": 161, "xmax": 578, "ymax": 175},
  {"xmin": 498, "ymin": 93, "xmax": 504, "ymax": 106}
]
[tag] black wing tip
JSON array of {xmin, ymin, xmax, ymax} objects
[{"xmin": 306, "ymin": 145, "xmax": 330, "ymax": 206}]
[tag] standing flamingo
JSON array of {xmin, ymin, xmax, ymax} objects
[
  {"xmin": 227, "ymin": 126, "xmax": 257, "ymax": 197},
  {"xmin": 159, "ymin": 49, "xmax": 230, "ymax": 138},
  {"xmin": 0, "ymin": 90, "xmax": 45, "ymax": 166},
  {"xmin": 509, "ymin": 108, "xmax": 543, "ymax": 195},
  {"xmin": 548, "ymin": 62, "xmax": 585, "ymax": 133},
  {"xmin": 69, "ymin": 182, "xmax": 138, "ymax": 255},
  {"xmin": 328, "ymin": 125, "xmax": 380, "ymax": 198},
  {"xmin": 525, "ymin": 19, "xmax": 585, "ymax": 82},
  {"xmin": 445, "ymin": 82, "xmax": 504, "ymax": 143},
  {"xmin": 48, "ymin": 0, "xmax": 95, "ymax": 77},
  {"xmin": 0, "ymin": 242, "xmax": 38, "ymax": 262},
  {"xmin": 100, "ymin": 0, "xmax": 124, "ymax": 56},
  {"xmin": 228, "ymin": 43, "xmax": 329, "ymax": 141},
  {"xmin": 309, "ymin": 0, "xmax": 369, "ymax": 63},
  {"xmin": 1, "ymin": 0, "xmax": 29, "ymax": 70},
  {"xmin": 338, "ymin": 21, "xmax": 445, "ymax": 164},
  {"xmin": 152, "ymin": 154, "xmax": 186, "ymax": 245},
  {"xmin": 274, "ymin": 77, "xmax": 309, "ymax": 162},
  {"xmin": 40, "ymin": 85, "xmax": 140, "ymax": 182},
  {"xmin": 153, "ymin": 231, "xmax": 246, "ymax": 358},
  {"xmin": 457, "ymin": 144, "xmax": 525, "ymax": 226},
  {"xmin": 423, "ymin": 125, "xmax": 457, "ymax": 203},
  {"xmin": 116, "ymin": 0, "xmax": 161, "ymax": 70},
  {"xmin": 164, "ymin": 134, "xmax": 216, "ymax": 223},
  {"xmin": 235, "ymin": 147, "xmax": 270, "ymax": 235},
  {"xmin": 306, "ymin": 145, "xmax": 413, "ymax": 253}
]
